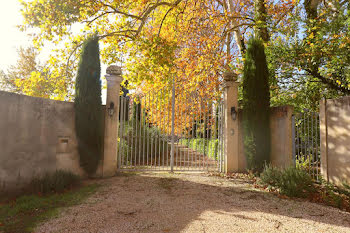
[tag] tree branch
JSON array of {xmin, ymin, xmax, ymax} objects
[{"xmin": 305, "ymin": 68, "xmax": 350, "ymax": 94}]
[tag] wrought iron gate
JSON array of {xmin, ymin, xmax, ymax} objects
[
  {"xmin": 117, "ymin": 83, "xmax": 225, "ymax": 172},
  {"xmin": 292, "ymin": 111, "xmax": 321, "ymax": 180}
]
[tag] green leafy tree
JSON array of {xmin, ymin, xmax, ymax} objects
[
  {"xmin": 74, "ymin": 35, "xmax": 103, "ymax": 176},
  {"xmin": 242, "ymin": 37, "xmax": 270, "ymax": 172}
]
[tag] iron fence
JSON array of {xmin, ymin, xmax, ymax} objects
[
  {"xmin": 292, "ymin": 111, "xmax": 321, "ymax": 180},
  {"xmin": 117, "ymin": 82, "xmax": 225, "ymax": 172}
]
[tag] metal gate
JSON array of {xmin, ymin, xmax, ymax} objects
[
  {"xmin": 292, "ymin": 111, "xmax": 321, "ymax": 180},
  {"xmin": 117, "ymin": 82, "xmax": 225, "ymax": 172}
]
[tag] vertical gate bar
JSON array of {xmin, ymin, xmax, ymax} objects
[
  {"xmin": 217, "ymin": 102, "xmax": 221, "ymax": 172},
  {"xmin": 191, "ymin": 101, "xmax": 195, "ymax": 170},
  {"xmin": 130, "ymin": 97, "xmax": 135, "ymax": 169},
  {"xmin": 156, "ymin": 92, "xmax": 160, "ymax": 170},
  {"xmin": 221, "ymin": 102, "xmax": 224, "ymax": 172},
  {"xmin": 162, "ymin": 91, "xmax": 166, "ymax": 170},
  {"xmin": 118, "ymin": 97, "xmax": 124, "ymax": 169},
  {"xmin": 126, "ymin": 97, "xmax": 130, "ymax": 168},
  {"xmin": 306, "ymin": 112, "xmax": 311, "ymax": 175},
  {"xmin": 316, "ymin": 114, "xmax": 320, "ymax": 180},
  {"xmin": 170, "ymin": 77, "xmax": 175, "ymax": 172},
  {"xmin": 136, "ymin": 99, "xmax": 140, "ymax": 167},
  {"xmin": 205, "ymin": 101, "xmax": 208, "ymax": 171},
  {"xmin": 199, "ymin": 99, "xmax": 202, "ymax": 170},
  {"xmin": 202, "ymin": 101, "xmax": 206, "ymax": 171},
  {"xmin": 180, "ymin": 100, "xmax": 184, "ymax": 170},
  {"xmin": 161, "ymin": 90, "xmax": 165, "ymax": 171},
  {"xmin": 117, "ymin": 97, "xmax": 122, "ymax": 169},
  {"xmin": 138, "ymin": 99, "xmax": 142, "ymax": 167},
  {"xmin": 187, "ymin": 93, "xmax": 190, "ymax": 170},
  {"xmin": 295, "ymin": 114, "xmax": 298, "ymax": 166},
  {"xmin": 151, "ymin": 91, "xmax": 154, "ymax": 168},
  {"xmin": 311, "ymin": 112, "xmax": 314, "ymax": 178},
  {"xmin": 297, "ymin": 114, "xmax": 300, "ymax": 164},
  {"xmin": 123, "ymin": 96, "xmax": 127, "ymax": 168},
  {"xmin": 179, "ymin": 101, "xmax": 183, "ymax": 169},
  {"xmin": 146, "ymin": 93, "xmax": 150, "ymax": 168},
  {"xmin": 167, "ymin": 93, "xmax": 170, "ymax": 169},
  {"xmin": 207, "ymin": 102, "xmax": 212, "ymax": 170},
  {"xmin": 185, "ymin": 96, "xmax": 188, "ymax": 170},
  {"xmin": 223, "ymin": 100, "xmax": 226, "ymax": 171},
  {"xmin": 176, "ymin": 94, "xmax": 180, "ymax": 170},
  {"xmin": 304, "ymin": 112, "xmax": 307, "ymax": 170},
  {"xmin": 204, "ymin": 102, "xmax": 208, "ymax": 171},
  {"xmin": 142, "ymin": 96, "xmax": 146, "ymax": 167},
  {"xmin": 135, "ymin": 97, "xmax": 139, "ymax": 168},
  {"xmin": 292, "ymin": 115, "xmax": 296, "ymax": 166}
]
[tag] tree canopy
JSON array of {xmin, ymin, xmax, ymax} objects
[{"xmin": 14, "ymin": 0, "xmax": 350, "ymax": 110}]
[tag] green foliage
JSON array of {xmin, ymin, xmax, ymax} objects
[
  {"xmin": 74, "ymin": 35, "xmax": 103, "ymax": 176},
  {"xmin": 278, "ymin": 166, "xmax": 315, "ymax": 197},
  {"xmin": 179, "ymin": 138, "xmax": 219, "ymax": 159},
  {"xmin": 295, "ymin": 155, "xmax": 311, "ymax": 170},
  {"xmin": 260, "ymin": 165, "xmax": 315, "ymax": 198},
  {"xmin": 119, "ymin": 114, "xmax": 170, "ymax": 166},
  {"xmin": 0, "ymin": 184, "xmax": 98, "ymax": 233},
  {"xmin": 29, "ymin": 170, "xmax": 81, "ymax": 195},
  {"xmin": 242, "ymin": 37, "xmax": 271, "ymax": 172},
  {"xmin": 259, "ymin": 164, "xmax": 282, "ymax": 188}
]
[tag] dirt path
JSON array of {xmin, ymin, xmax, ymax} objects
[{"xmin": 36, "ymin": 173, "xmax": 350, "ymax": 233}]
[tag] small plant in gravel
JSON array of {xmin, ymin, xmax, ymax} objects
[
  {"xmin": 278, "ymin": 166, "xmax": 315, "ymax": 197},
  {"xmin": 29, "ymin": 170, "xmax": 81, "ymax": 195},
  {"xmin": 259, "ymin": 165, "xmax": 315, "ymax": 197},
  {"xmin": 317, "ymin": 179, "xmax": 350, "ymax": 210},
  {"xmin": 259, "ymin": 163, "xmax": 282, "ymax": 188}
]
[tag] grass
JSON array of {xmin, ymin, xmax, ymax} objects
[{"xmin": 0, "ymin": 184, "xmax": 99, "ymax": 233}]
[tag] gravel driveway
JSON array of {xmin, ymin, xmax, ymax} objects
[{"xmin": 36, "ymin": 172, "xmax": 350, "ymax": 233}]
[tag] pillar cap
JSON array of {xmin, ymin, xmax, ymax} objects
[
  {"xmin": 106, "ymin": 65, "xmax": 122, "ymax": 76},
  {"xmin": 223, "ymin": 72, "xmax": 238, "ymax": 82}
]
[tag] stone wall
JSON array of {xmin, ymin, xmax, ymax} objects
[
  {"xmin": 237, "ymin": 105, "xmax": 294, "ymax": 170},
  {"xmin": 320, "ymin": 96, "xmax": 350, "ymax": 185},
  {"xmin": 0, "ymin": 91, "xmax": 86, "ymax": 192}
]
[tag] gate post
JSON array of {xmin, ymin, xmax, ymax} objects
[
  {"xmin": 223, "ymin": 72, "xmax": 240, "ymax": 173},
  {"xmin": 102, "ymin": 65, "xmax": 123, "ymax": 177}
]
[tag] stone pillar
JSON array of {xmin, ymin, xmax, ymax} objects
[
  {"xmin": 102, "ymin": 65, "xmax": 123, "ymax": 177},
  {"xmin": 223, "ymin": 72, "xmax": 240, "ymax": 173}
]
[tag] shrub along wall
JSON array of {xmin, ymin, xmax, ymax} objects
[{"xmin": 0, "ymin": 91, "xmax": 105, "ymax": 192}]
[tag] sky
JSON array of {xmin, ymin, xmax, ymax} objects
[
  {"xmin": 0, "ymin": 0, "xmax": 32, "ymax": 71},
  {"xmin": 0, "ymin": 0, "xmax": 108, "ymax": 102}
]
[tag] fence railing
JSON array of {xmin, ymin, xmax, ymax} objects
[{"xmin": 292, "ymin": 111, "xmax": 321, "ymax": 180}]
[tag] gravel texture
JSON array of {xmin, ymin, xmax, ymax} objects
[{"xmin": 36, "ymin": 172, "xmax": 350, "ymax": 233}]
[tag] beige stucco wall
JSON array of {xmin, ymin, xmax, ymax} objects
[
  {"xmin": 270, "ymin": 106, "xmax": 294, "ymax": 168},
  {"xmin": 237, "ymin": 105, "xmax": 294, "ymax": 170},
  {"xmin": 320, "ymin": 96, "xmax": 350, "ymax": 185},
  {"xmin": 0, "ymin": 91, "xmax": 86, "ymax": 191}
]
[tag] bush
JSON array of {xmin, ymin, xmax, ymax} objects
[
  {"xmin": 259, "ymin": 164, "xmax": 282, "ymax": 187},
  {"xmin": 29, "ymin": 170, "xmax": 81, "ymax": 194},
  {"xmin": 242, "ymin": 37, "xmax": 271, "ymax": 172},
  {"xmin": 278, "ymin": 166, "xmax": 315, "ymax": 197},
  {"xmin": 74, "ymin": 35, "xmax": 103, "ymax": 176},
  {"xmin": 179, "ymin": 138, "xmax": 219, "ymax": 159},
  {"xmin": 260, "ymin": 165, "xmax": 315, "ymax": 197},
  {"xmin": 119, "ymin": 120, "xmax": 170, "ymax": 165}
]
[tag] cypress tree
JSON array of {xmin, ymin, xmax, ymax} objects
[
  {"xmin": 242, "ymin": 37, "xmax": 271, "ymax": 172},
  {"xmin": 74, "ymin": 35, "xmax": 103, "ymax": 176}
]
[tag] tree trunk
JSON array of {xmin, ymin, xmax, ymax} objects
[{"xmin": 254, "ymin": 0, "xmax": 270, "ymax": 42}]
